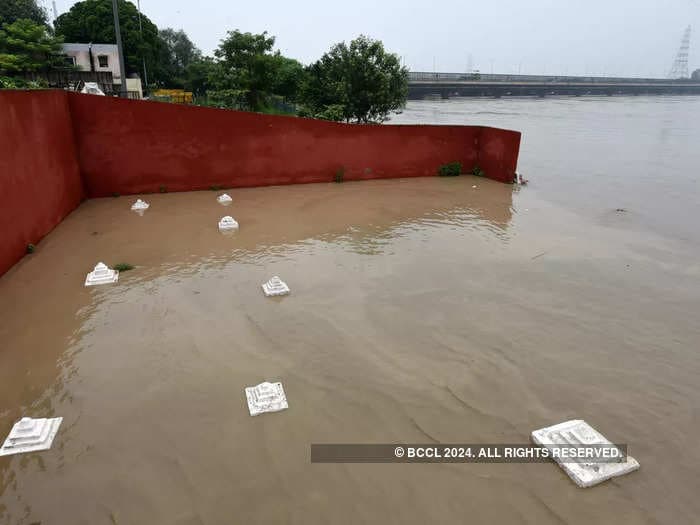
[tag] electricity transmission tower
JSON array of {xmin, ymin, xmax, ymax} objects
[{"xmin": 668, "ymin": 26, "xmax": 692, "ymax": 79}]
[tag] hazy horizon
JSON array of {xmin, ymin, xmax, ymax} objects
[{"xmin": 49, "ymin": 0, "xmax": 700, "ymax": 78}]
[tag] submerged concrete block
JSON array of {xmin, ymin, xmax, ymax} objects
[
  {"xmin": 217, "ymin": 193, "xmax": 233, "ymax": 205},
  {"xmin": 218, "ymin": 216, "xmax": 239, "ymax": 231},
  {"xmin": 0, "ymin": 417, "xmax": 63, "ymax": 456},
  {"xmin": 531, "ymin": 419, "xmax": 640, "ymax": 488},
  {"xmin": 130, "ymin": 198, "xmax": 149, "ymax": 211},
  {"xmin": 245, "ymin": 381, "xmax": 288, "ymax": 416},
  {"xmin": 85, "ymin": 262, "xmax": 119, "ymax": 286},
  {"xmin": 262, "ymin": 276, "xmax": 290, "ymax": 297}
]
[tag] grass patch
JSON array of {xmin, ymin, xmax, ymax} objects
[
  {"xmin": 26, "ymin": 243, "xmax": 35, "ymax": 254},
  {"xmin": 113, "ymin": 263, "xmax": 134, "ymax": 272},
  {"xmin": 334, "ymin": 167, "xmax": 345, "ymax": 183},
  {"xmin": 111, "ymin": 192, "xmax": 120, "ymax": 198},
  {"xmin": 159, "ymin": 185, "xmax": 168, "ymax": 193},
  {"xmin": 209, "ymin": 185, "xmax": 223, "ymax": 191},
  {"xmin": 438, "ymin": 162, "xmax": 462, "ymax": 177}
]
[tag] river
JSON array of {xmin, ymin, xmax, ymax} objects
[{"xmin": 393, "ymin": 96, "xmax": 700, "ymax": 247}]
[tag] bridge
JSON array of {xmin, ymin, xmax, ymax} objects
[{"xmin": 407, "ymin": 72, "xmax": 700, "ymax": 99}]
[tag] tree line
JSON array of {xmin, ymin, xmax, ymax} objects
[{"xmin": 0, "ymin": 0, "xmax": 408, "ymax": 123}]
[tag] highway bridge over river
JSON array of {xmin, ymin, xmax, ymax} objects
[{"xmin": 408, "ymin": 72, "xmax": 700, "ymax": 99}]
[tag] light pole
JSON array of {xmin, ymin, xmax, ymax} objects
[
  {"xmin": 111, "ymin": 0, "xmax": 127, "ymax": 97},
  {"xmin": 136, "ymin": 0, "xmax": 149, "ymax": 94}
]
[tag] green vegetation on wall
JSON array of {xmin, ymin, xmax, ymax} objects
[
  {"xmin": 437, "ymin": 162, "xmax": 462, "ymax": 176},
  {"xmin": 0, "ymin": 75, "xmax": 46, "ymax": 88}
]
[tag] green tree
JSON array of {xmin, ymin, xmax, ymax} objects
[
  {"xmin": 159, "ymin": 27, "xmax": 201, "ymax": 87},
  {"xmin": 0, "ymin": 18, "xmax": 63, "ymax": 73},
  {"xmin": 0, "ymin": 0, "xmax": 48, "ymax": 27},
  {"xmin": 54, "ymin": 0, "xmax": 166, "ymax": 84},
  {"xmin": 271, "ymin": 55, "xmax": 305, "ymax": 103},
  {"xmin": 183, "ymin": 56, "xmax": 215, "ymax": 96},
  {"xmin": 209, "ymin": 30, "xmax": 281, "ymax": 111},
  {"xmin": 302, "ymin": 35, "xmax": 408, "ymax": 123}
]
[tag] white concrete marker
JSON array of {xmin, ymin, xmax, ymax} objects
[
  {"xmin": 218, "ymin": 216, "xmax": 239, "ymax": 231},
  {"xmin": 0, "ymin": 417, "xmax": 63, "ymax": 456},
  {"xmin": 245, "ymin": 382, "xmax": 288, "ymax": 416},
  {"xmin": 217, "ymin": 193, "xmax": 233, "ymax": 205},
  {"xmin": 262, "ymin": 276, "xmax": 290, "ymax": 297},
  {"xmin": 131, "ymin": 199, "xmax": 149, "ymax": 211},
  {"xmin": 85, "ymin": 262, "xmax": 119, "ymax": 286},
  {"xmin": 531, "ymin": 419, "xmax": 640, "ymax": 488}
]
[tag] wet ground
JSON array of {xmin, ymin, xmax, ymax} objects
[{"xmin": 1, "ymin": 176, "xmax": 699, "ymax": 524}]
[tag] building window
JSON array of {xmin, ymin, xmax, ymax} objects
[
  {"xmin": 97, "ymin": 55, "xmax": 109, "ymax": 68},
  {"xmin": 64, "ymin": 56, "xmax": 76, "ymax": 67}
]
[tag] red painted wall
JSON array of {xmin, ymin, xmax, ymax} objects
[
  {"xmin": 0, "ymin": 91, "xmax": 520, "ymax": 277},
  {"xmin": 0, "ymin": 91, "xmax": 84, "ymax": 277},
  {"xmin": 478, "ymin": 127, "xmax": 522, "ymax": 183},
  {"xmin": 67, "ymin": 94, "xmax": 520, "ymax": 196}
]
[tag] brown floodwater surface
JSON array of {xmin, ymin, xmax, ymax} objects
[{"xmin": 1, "ymin": 174, "xmax": 699, "ymax": 524}]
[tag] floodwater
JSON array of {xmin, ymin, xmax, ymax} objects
[
  {"xmin": 0, "ymin": 98, "xmax": 699, "ymax": 525},
  {"xmin": 393, "ymin": 96, "xmax": 700, "ymax": 247}
]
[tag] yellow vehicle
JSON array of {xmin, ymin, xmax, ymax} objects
[{"xmin": 151, "ymin": 88, "xmax": 193, "ymax": 104}]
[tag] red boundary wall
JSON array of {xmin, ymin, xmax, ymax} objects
[
  {"xmin": 0, "ymin": 91, "xmax": 84, "ymax": 277},
  {"xmin": 0, "ymin": 90, "xmax": 520, "ymax": 276},
  {"xmin": 67, "ymin": 94, "xmax": 520, "ymax": 195}
]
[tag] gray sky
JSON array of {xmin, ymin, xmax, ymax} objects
[{"xmin": 52, "ymin": 0, "xmax": 700, "ymax": 77}]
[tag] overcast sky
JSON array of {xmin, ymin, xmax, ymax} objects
[{"xmin": 51, "ymin": 0, "xmax": 699, "ymax": 77}]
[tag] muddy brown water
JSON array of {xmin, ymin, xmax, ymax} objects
[{"xmin": 1, "ymin": 174, "xmax": 699, "ymax": 524}]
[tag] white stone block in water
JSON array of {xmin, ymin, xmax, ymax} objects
[
  {"xmin": 262, "ymin": 276, "xmax": 290, "ymax": 297},
  {"xmin": 84, "ymin": 262, "xmax": 119, "ymax": 286},
  {"xmin": 218, "ymin": 216, "xmax": 239, "ymax": 231},
  {"xmin": 531, "ymin": 419, "xmax": 639, "ymax": 488},
  {"xmin": 131, "ymin": 198, "xmax": 149, "ymax": 211},
  {"xmin": 0, "ymin": 417, "xmax": 63, "ymax": 456},
  {"xmin": 245, "ymin": 382, "xmax": 288, "ymax": 416},
  {"xmin": 217, "ymin": 193, "xmax": 233, "ymax": 205}
]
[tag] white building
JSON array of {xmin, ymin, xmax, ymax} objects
[{"xmin": 62, "ymin": 43, "xmax": 143, "ymax": 98}]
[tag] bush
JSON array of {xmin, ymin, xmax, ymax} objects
[
  {"xmin": 438, "ymin": 162, "xmax": 462, "ymax": 177},
  {"xmin": 334, "ymin": 166, "xmax": 345, "ymax": 183},
  {"xmin": 299, "ymin": 104, "xmax": 346, "ymax": 122},
  {"xmin": 471, "ymin": 165, "xmax": 485, "ymax": 177},
  {"xmin": 113, "ymin": 263, "xmax": 134, "ymax": 272},
  {"xmin": 0, "ymin": 76, "xmax": 48, "ymax": 89},
  {"xmin": 26, "ymin": 243, "xmax": 35, "ymax": 254}
]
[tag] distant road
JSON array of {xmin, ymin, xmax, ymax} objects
[{"xmin": 408, "ymin": 72, "xmax": 700, "ymax": 98}]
